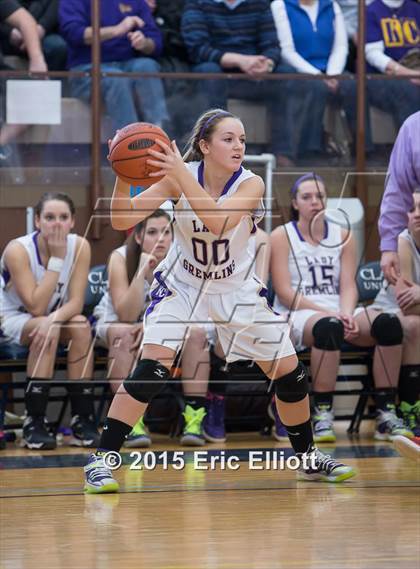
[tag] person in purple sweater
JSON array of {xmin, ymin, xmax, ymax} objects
[
  {"xmin": 59, "ymin": 0, "xmax": 169, "ymax": 130},
  {"xmin": 379, "ymin": 111, "xmax": 420, "ymax": 284}
]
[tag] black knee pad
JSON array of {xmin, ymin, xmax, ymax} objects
[
  {"xmin": 274, "ymin": 362, "xmax": 309, "ymax": 403},
  {"xmin": 312, "ymin": 317, "xmax": 344, "ymax": 350},
  {"xmin": 123, "ymin": 359, "xmax": 170, "ymax": 403},
  {"xmin": 371, "ymin": 313, "xmax": 403, "ymax": 346}
]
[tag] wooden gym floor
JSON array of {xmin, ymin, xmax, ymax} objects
[{"xmin": 1, "ymin": 423, "xmax": 419, "ymax": 569}]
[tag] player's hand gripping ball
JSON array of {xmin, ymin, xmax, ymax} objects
[{"xmin": 108, "ymin": 122, "xmax": 170, "ymax": 185}]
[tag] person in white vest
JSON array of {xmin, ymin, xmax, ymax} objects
[
  {"xmin": 371, "ymin": 192, "xmax": 420, "ymax": 438},
  {"xmin": 0, "ymin": 192, "xmax": 99, "ymax": 450},
  {"xmin": 270, "ymin": 174, "xmax": 413, "ymax": 443},
  {"xmin": 84, "ymin": 109, "xmax": 356, "ymax": 493}
]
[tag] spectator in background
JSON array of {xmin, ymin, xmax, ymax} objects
[
  {"xmin": 0, "ymin": 0, "xmax": 47, "ymax": 72},
  {"xmin": 144, "ymin": 0, "xmax": 200, "ymax": 142},
  {"xmin": 379, "ymin": 111, "xmax": 420, "ymax": 284},
  {"xmin": 59, "ymin": 0, "xmax": 169, "ymax": 130},
  {"xmin": 342, "ymin": 0, "xmax": 420, "ymax": 150},
  {"xmin": 145, "ymin": 0, "xmax": 187, "ymax": 66},
  {"xmin": 271, "ymin": 0, "xmax": 349, "ymax": 162},
  {"xmin": 0, "ymin": 0, "xmax": 67, "ymax": 71},
  {"xmin": 365, "ymin": 0, "xmax": 420, "ymax": 125},
  {"xmin": 0, "ymin": 0, "xmax": 47, "ymax": 161},
  {"xmin": 181, "ymin": 0, "xmax": 296, "ymax": 167}
]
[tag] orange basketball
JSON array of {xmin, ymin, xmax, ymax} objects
[{"xmin": 108, "ymin": 122, "xmax": 170, "ymax": 185}]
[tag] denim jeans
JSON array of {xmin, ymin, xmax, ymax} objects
[
  {"xmin": 192, "ymin": 61, "xmax": 294, "ymax": 158},
  {"xmin": 340, "ymin": 75, "xmax": 420, "ymax": 151},
  {"xmin": 42, "ymin": 34, "xmax": 67, "ymax": 71},
  {"xmin": 286, "ymin": 76, "xmax": 331, "ymax": 157},
  {"xmin": 70, "ymin": 58, "xmax": 169, "ymax": 130},
  {"xmin": 367, "ymin": 77, "xmax": 420, "ymax": 131}
]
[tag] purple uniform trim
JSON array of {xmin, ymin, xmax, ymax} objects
[
  {"xmin": 198, "ymin": 161, "xmax": 243, "ymax": 197},
  {"xmin": 257, "ymin": 281, "xmax": 280, "ymax": 314},
  {"xmin": 292, "ymin": 220, "xmax": 305, "ymax": 242},
  {"xmin": 31, "ymin": 231, "xmax": 43, "ymax": 266},
  {"xmin": 292, "ymin": 220, "xmax": 328, "ymax": 242},
  {"xmin": 1, "ymin": 268, "xmax": 10, "ymax": 286},
  {"xmin": 145, "ymin": 271, "xmax": 172, "ymax": 318}
]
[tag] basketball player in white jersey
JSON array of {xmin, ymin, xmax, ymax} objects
[
  {"xmin": 372, "ymin": 192, "xmax": 420, "ymax": 439},
  {"xmin": 271, "ymin": 174, "xmax": 413, "ymax": 443},
  {"xmin": 0, "ymin": 192, "xmax": 99, "ymax": 450},
  {"xmin": 84, "ymin": 109, "xmax": 356, "ymax": 493}
]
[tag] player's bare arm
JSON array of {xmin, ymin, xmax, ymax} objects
[
  {"xmin": 108, "ymin": 249, "xmax": 148, "ymax": 323},
  {"xmin": 51, "ymin": 236, "xmax": 91, "ymax": 322},
  {"xmin": 395, "ymin": 237, "xmax": 420, "ymax": 315},
  {"xmin": 338, "ymin": 231, "xmax": 358, "ymax": 316},
  {"xmin": 3, "ymin": 241, "xmax": 61, "ymax": 317},
  {"xmin": 110, "ymin": 175, "xmax": 180, "ymax": 231}
]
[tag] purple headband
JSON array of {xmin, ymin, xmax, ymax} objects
[
  {"xmin": 198, "ymin": 111, "xmax": 231, "ymax": 140},
  {"xmin": 291, "ymin": 173, "xmax": 325, "ymax": 196}
]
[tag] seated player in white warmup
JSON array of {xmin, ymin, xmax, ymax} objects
[
  {"xmin": 84, "ymin": 110, "xmax": 357, "ymax": 493},
  {"xmin": 270, "ymin": 174, "xmax": 413, "ymax": 442},
  {"xmin": 94, "ymin": 209, "xmax": 212, "ymax": 447},
  {"xmin": 0, "ymin": 192, "xmax": 99, "ymax": 450},
  {"xmin": 371, "ymin": 192, "xmax": 420, "ymax": 438}
]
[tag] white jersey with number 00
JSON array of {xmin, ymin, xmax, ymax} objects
[{"xmin": 161, "ymin": 161, "xmax": 264, "ymax": 293}]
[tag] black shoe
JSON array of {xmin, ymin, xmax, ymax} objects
[
  {"xmin": 22, "ymin": 416, "xmax": 57, "ymax": 450},
  {"xmin": 0, "ymin": 430, "xmax": 6, "ymax": 450},
  {"xmin": 70, "ymin": 415, "xmax": 100, "ymax": 448}
]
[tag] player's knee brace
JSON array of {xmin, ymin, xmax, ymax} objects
[
  {"xmin": 371, "ymin": 313, "xmax": 403, "ymax": 346},
  {"xmin": 312, "ymin": 317, "xmax": 344, "ymax": 350},
  {"xmin": 274, "ymin": 362, "xmax": 309, "ymax": 403},
  {"xmin": 123, "ymin": 359, "xmax": 170, "ymax": 403}
]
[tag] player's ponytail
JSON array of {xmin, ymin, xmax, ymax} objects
[{"xmin": 183, "ymin": 108, "xmax": 237, "ymax": 162}]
